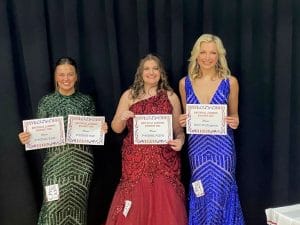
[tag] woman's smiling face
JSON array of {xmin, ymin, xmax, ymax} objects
[{"xmin": 55, "ymin": 64, "xmax": 77, "ymax": 95}]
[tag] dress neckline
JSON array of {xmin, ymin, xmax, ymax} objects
[
  {"xmin": 188, "ymin": 76, "xmax": 225, "ymax": 104},
  {"xmin": 55, "ymin": 90, "xmax": 77, "ymax": 98},
  {"xmin": 129, "ymin": 90, "xmax": 165, "ymax": 109}
]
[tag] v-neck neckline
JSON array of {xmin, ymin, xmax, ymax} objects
[{"xmin": 190, "ymin": 77, "xmax": 224, "ymax": 104}]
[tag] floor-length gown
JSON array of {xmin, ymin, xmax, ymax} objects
[
  {"xmin": 185, "ymin": 76, "xmax": 244, "ymax": 225},
  {"xmin": 105, "ymin": 91, "xmax": 187, "ymax": 225},
  {"xmin": 36, "ymin": 91, "xmax": 95, "ymax": 225}
]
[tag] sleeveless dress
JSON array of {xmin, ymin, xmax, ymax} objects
[
  {"xmin": 185, "ymin": 76, "xmax": 244, "ymax": 225},
  {"xmin": 36, "ymin": 91, "xmax": 95, "ymax": 225},
  {"xmin": 105, "ymin": 91, "xmax": 187, "ymax": 225}
]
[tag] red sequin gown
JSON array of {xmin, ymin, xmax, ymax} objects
[{"xmin": 105, "ymin": 91, "xmax": 187, "ymax": 225}]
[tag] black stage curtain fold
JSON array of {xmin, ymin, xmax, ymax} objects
[{"xmin": 1, "ymin": 0, "xmax": 300, "ymax": 224}]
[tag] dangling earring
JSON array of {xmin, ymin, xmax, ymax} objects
[
  {"xmin": 196, "ymin": 61, "xmax": 200, "ymax": 72},
  {"xmin": 215, "ymin": 62, "xmax": 220, "ymax": 71}
]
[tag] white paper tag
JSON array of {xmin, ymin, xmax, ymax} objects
[
  {"xmin": 123, "ymin": 200, "xmax": 132, "ymax": 217},
  {"xmin": 45, "ymin": 184, "xmax": 60, "ymax": 202},
  {"xmin": 192, "ymin": 180, "xmax": 205, "ymax": 197}
]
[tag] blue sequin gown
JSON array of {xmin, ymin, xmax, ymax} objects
[{"xmin": 185, "ymin": 76, "xmax": 244, "ymax": 225}]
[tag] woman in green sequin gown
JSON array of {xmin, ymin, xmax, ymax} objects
[{"xmin": 19, "ymin": 57, "xmax": 107, "ymax": 225}]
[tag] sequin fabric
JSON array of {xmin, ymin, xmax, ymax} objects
[
  {"xmin": 36, "ymin": 91, "xmax": 95, "ymax": 225},
  {"xmin": 185, "ymin": 76, "xmax": 245, "ymax": 225},
  {"xmin": 105, "ymin": 91, "xmax": 187, "ymax": 225}
]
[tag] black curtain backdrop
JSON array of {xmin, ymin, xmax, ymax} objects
[{"xmin": 1, "ymin": 0, "xmax": 300, "ymax": 224}]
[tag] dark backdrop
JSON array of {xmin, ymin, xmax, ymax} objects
[{"xmin": 1, "ymin": 0, "xmax": 300, "ymax": 225}]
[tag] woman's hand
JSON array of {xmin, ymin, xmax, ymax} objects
[
  {"xmin": 178, "ymin": 114, "xmax": 187, "ymax": 127},
  {"xmin": 225, "ymin": 116, "xmax": 239, "ymax": 129},
  {"xmin": 120, "ymin": 110, "xmax": 135, "ymax": 121},
  {"xmin": 168, "ymin": 138, "xmax": 184, "ymax": 152},
  {"xmin": 18, "ymin": 132, "xmax": 31, "ymax": 144},
  {"xmin": 101, "ymin": 122, "xmax": 108, "ymax": 134}
]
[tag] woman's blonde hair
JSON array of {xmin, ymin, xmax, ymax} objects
[
  {"xmin": 188, "ymin": 34, "xmax": 231, "ymax": 80},
  {"xmin": 130, "ymin": 54, "xmax": 173, "ymax": 100}
]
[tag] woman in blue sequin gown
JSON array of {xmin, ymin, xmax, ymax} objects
[{"xmin": 179, "ymin": 34, "xmax": 245, "ymax": 225}]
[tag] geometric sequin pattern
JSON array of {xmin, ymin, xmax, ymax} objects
[
  {"xmin": 36, "ymin": 91, "xmax": 95, "ymax": 225},
  {"xmin": 185, "ymin": 77, "xmax": 245, "ymax": 225}
]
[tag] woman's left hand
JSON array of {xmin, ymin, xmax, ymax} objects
[
  {"xmin": 168, "ymin": 138, "xmax": 184, "ymax": 151},
  {"xmin": 225, "ymin": 116, "xmax": 239, "ymax": 129}
]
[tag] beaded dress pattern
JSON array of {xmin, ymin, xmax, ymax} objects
[
  {"xmin": 36, "ymin": 91, "xmax": 95, "ymax": 225},
  {"xmin": 185, "ymin": 76, "xmax": 244, "ymax": 225},
  {"xmin": 105, "ymin": 91, "xmax": 187, "ymax": 225}
]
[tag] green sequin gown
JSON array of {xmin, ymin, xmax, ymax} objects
[{"xmin": 36, "ymin": 91, "xmax": 95, "ymax": 225}]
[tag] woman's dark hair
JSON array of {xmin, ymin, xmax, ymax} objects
[
  {"xmin": 55, "ymin": 57, "xmax": 78, "ymax": 72},
  {"xmin": 130, "ymin": 54, "xmax": 173, "ymax": 100}
]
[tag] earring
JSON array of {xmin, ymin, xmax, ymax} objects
[{"xmin": 196, "ymin": 62, "xmax": 200, "ymax": 71}]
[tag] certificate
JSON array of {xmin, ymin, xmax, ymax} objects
[
  {"xmin": 22, "ymin": 117, "xmax": 65, "ymax": 150},
  {"xmin": 66, "ymin": 115, "xmax": 105, "ymax": 145},
  {"xmin": 186, "ymin": 104, "xmax": 227, "ymax": 135},
  {"xmin": 133, "ymin": 114, "xmax": 173, "ymax": 145},
  {"xmin": 266, "ymin": 204, "xmax": 300, "ymax": 225}
]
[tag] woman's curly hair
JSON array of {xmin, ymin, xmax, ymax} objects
[{"xmin": 130, "ymin": 54, "xmax": 173, "ymax": 100}]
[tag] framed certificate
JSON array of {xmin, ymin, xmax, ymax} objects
[
  {"xmin": 22, "ymin": 117, "xmax": 65, "ymax": 150},
  {"xmin": 133, "ymin": 114, "xmax": 173, "ymax": 145},
  {"xmin": 66, "ymin": 115, "xmax": 105, "ymax": 145},
  {"xmin": 186, "ymin": 104, "xmax": 227, "ymax": 135}
]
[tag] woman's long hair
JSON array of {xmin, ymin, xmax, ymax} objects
[
  {"xmin": 188, "ymin": 34, "xmax": 231, "ymax": 80},
  {"xmin": 130, "ymin": 54, "xmax": 173, "ymax": 100}
]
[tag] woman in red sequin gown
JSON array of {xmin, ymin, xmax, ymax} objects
[{"xmin": 105, "ymin": 54, "xmax": 187, "ymax": 225}]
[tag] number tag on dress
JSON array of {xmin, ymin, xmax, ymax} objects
[
  {"xmin": 192, "ymin": 180, "xmax": 205, "ymax": 197},
  {"xmin": 123, "ymin": 200, "xmax": 132, "ymax": 217},
  {"xmin": 45, "ymin": 184, "xmax": 60, "ymax": 202}
]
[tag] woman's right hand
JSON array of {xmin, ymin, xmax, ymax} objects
[
  {"xmin": 18, "ymin": 132, "xmax": 31, "ymax": 144},
  {"xmin": 178, "ymin": 114, "xmax": 187, "ymax": 127}
]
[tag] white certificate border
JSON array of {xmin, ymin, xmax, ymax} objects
[
  {"xmin": 23, "ymin": 116, "xmax": 65, "ymax": 150},
  {"xmin": 133, "ymin": 114, "xmax": 173, "ymax": 145},
  {"xmin": 66, "ymin": 115, "xmax": 105, "ymax": 145},
  {"xmin": 186, "ymin": 104, "xmax": 227, "ymax": 135}
]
